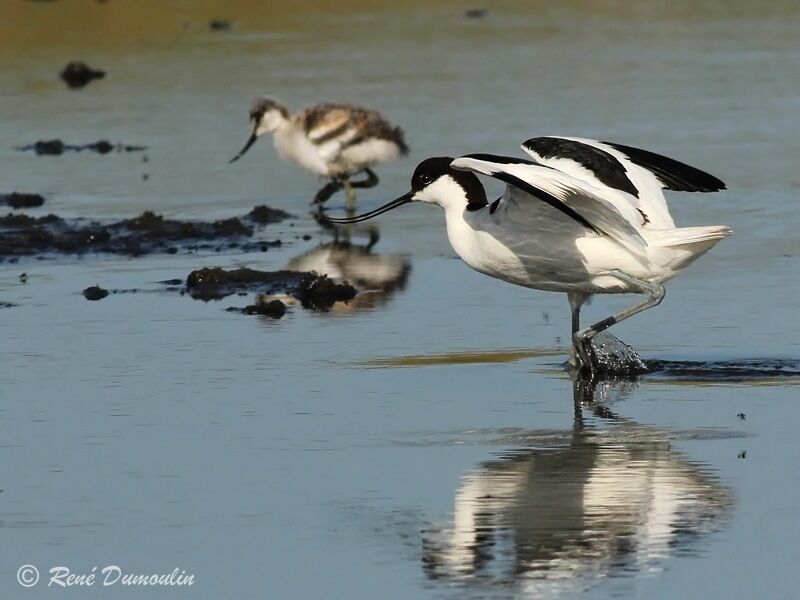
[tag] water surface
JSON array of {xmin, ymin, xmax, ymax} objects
[{"xmin": 1, "ymin": 1, "xmax": 798, "ymax": 598}]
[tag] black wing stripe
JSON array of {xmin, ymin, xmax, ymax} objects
[
  {"xmin": 311, "ymin": 122, "xmax": 353, "ymax": 145},
  {"xmin": 466, "ymin": 153, "xmax": 541, "ymax": 167},
  {"xmin": 605, "ymin": 141, "xmax": 726, "ymax": 192},
  {"xmin": 489, "ymin": 170, "xmax": 600, "ymax": 234},
  {"xmin": 522, "ymin": 137, "xmax": 640, "ymax": 198}
]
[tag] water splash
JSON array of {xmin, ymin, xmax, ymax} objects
[{"xmin": 587, "ymin": 331, "xmax": 648, "ymax": 377}]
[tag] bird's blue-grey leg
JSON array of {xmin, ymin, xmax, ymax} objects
[
  {"xmin": 313, "ymin": 179, "xmax": 344, "ymax": 205},
  {"xmin": 568, "ymin": 291, "xmax": 590, "ymax": 336},
  {"xmin": 567, "ymin": 291, "xmax": 590, "ymax": 369},
  {"xmin": 573, "ymin": 272, "xmax": 665, "ymax": 377},
  {"xmin": 341, "ymin": 169, "xmax": 379, "ymax": 210},
  {"xmin": 343, "ymin": 180, "xmax": 357, "ymax": 211},
  {"xmin": 349, "ymin": 168, "xmax": 379, "ymax": 189}
]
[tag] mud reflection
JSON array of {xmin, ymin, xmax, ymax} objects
[{"xmin": 422, "ymin": 378, "xmax": 732, "ymax": 592}]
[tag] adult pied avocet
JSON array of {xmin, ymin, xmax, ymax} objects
[
  {"xmin": 229, "ymin": 97, "xmax": 409, "ymax": 206},
  {"xmin": 326, "ymin": 136, "xmax": 732, "ymax": 374}
]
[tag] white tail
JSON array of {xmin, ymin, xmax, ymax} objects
[
  {"xmin": 647, "ymin": 225, "xmax": 733, "ymax": 249},
  {"xmin": 645, "ymin": 225, "xmax": 733, "ymax": 278}
]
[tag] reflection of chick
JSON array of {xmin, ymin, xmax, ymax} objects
[
  {"xmin": 286, "ymin": 242, "xmax": 410, "ymax": 313},
  {"xmin": 422, "ymin": 404, "xmax": 731, "ymax": 592}
]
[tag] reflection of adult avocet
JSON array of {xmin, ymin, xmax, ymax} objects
[{"xmin": 422, "ymin": 379, "xmax": 732, "ymax": 593}]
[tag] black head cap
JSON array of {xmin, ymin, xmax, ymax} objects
[
  {"xmin": 249, "ymin": 97, "xmax": 289, "ymax": 122},
  {"xmin": 411, "ymin": 157, "xmax": 488, "ymax": 211}
]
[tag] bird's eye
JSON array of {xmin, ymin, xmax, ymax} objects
[{"xmin": 419, "ymin": 174, "xmax": 432, "ymax": 185}]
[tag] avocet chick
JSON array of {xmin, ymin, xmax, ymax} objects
[{"xmin": 230, "ymin": 97, "xmax": 408, "ymax": 206}]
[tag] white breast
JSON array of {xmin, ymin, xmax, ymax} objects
[
  {"xmin": 444, "ymin": 205, "xmax": 531, "ymax": 285},
  {"xmin": 274, "ymin": 128, "xmax": 330, "ymax": 176},
  {"xmin": 445, "ymin": 201, "xmax": 655, "ymax": 294}
]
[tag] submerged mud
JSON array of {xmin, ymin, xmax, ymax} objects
[
  {"xmin": 0, "ymin": 207, "xmax": 288, "ymax": 260},
  {"xmin": 245, "ymin": 205, "xmax": 292, "ymax": 224},
  {"xmin": 227, "ymin": 297, "xmax": 287, "ymax": 319},
  {"xmin": 17, "ymin": 139, "xmax": 146, "ymax": 156},
  {"xmin": 644, "ymin": 358, "xmax": 800, "ymax": 382}
]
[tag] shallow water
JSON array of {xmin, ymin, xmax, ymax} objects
[{"xmin": 1, "ymin": 1, "xmax": 799, "ymax": 598}]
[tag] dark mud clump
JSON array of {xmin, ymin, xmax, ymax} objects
[
  {"xmin": 26, "ymin": 139, "xmax": 64, "ymax": 155},
  {"xmin": 295, "ymin": 274, "xmax": 356, "ymax": 310},
  {"xmin": 0, "ymin": 209, "xmax": 284, "ymax": 259},
  {"xmin": 465, "ymin": 8, "xmax": 488, "ymax": 18},
  {"xmin": 246, "ymin": 205, "xmax": 292, "ymax": 224},
  {"xmin": 18, "ymin": 139, "xmax": 146, "ymax": 156},
  {"xmin": 228, "ymin": 297, "xmax": 287, "ymax": 318},
  {"xmin": 2, "ymin": 192, "xmax": 45, "ymax": 209},
  {"xmin": 209, "ymin": 19, "xmax": 231, "ymax": 31},
  {"xmin": 60, "ymin": 61, "xmax": 106, "ymax": 89},
  {"xmin": 243, "ymin": 299, "xmax": 286, "ymax": 318},
  {"xmin": 186, "ymin": 267, "xmax": 306, "ymax": 301},
  {"xmin": 185, "ymin": 267, "xmax": 356, "ymax": 311},
  {"xmin": 83, "ymin": 285, "xmax": 109, "ymax": 301}
]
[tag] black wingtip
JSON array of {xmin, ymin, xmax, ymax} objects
[{"xmin": 605, "ymin": 141, "xmax": 726, "ymax": 193}]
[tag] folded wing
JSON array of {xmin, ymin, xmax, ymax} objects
[
  {"xmin": 522, "ymin": 137, "xmax": 726, "ymax": 229},
  {"xmin": 452, "ymin": 154, "xmax": 648, "ymax": 258}
]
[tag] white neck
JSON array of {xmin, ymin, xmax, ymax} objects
[
  {"xmin": 275, "ymin": 113, "xmax": 293, "ymax": 132},
  {"xmin": 272, "ymin": 117, "xmax": 330, "ymax": 176},
  {"xmin": 443, "ymin": 203, "xmax": 483, "ymax": 265}
]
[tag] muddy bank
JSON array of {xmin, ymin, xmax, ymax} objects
[
  {"xmin": 18, "ymin": 139, "xmax": 146, "ymax": 156},
  {"xmin": 185, "ymin": 266, "xmax": 356, "ymax": 310},
  {"xmin": 0, "ymin": 206, "xmax": 289, "ymax": 259}
]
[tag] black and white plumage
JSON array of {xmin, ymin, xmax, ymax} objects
[
  {"xmin": 229, "ymin": 97, "xmax": 409, "ymax": 204},
  {"xmin": 522, "ymin": 136, "xmax": 725, "ymax": 229},
  {"xmin": 326, "ymin": 136, "xmax": 732, "ymax": 374}
]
